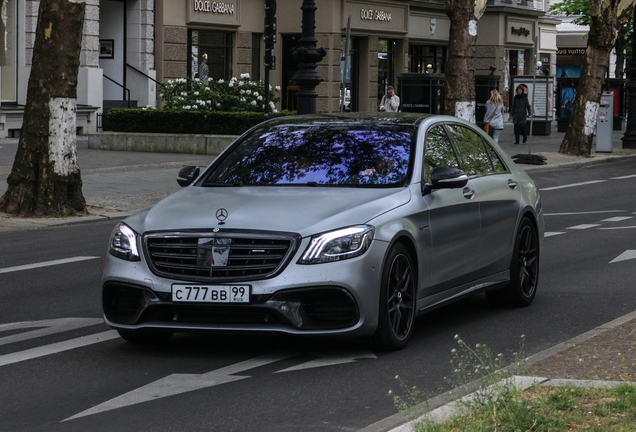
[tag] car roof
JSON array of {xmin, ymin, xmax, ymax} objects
[{"xmin": 262, "ymin": 112, "xmax": 434, "ymax": 128}]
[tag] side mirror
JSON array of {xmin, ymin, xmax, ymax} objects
[
  {"xmin": 422, "ymin": 167, "xmax": 468, "ymax": 195},
  {"xmin": 177, "ymin": 166, "xmax": 200, "ymax": 187}
]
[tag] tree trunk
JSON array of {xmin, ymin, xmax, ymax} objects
[
  {"xmin": 559, "ymin": 0, "xmax": 633, "ymax": 156},
  {"xmin": 444, "ymin": 0, "xmax": 479, "ymax": 122},
  {"xmin": 0, "ymin": 0, "xmax": 86, "ymax": 216}
]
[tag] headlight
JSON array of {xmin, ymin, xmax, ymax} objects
[
  {"xmin": 298, "ymin": 225, "xmax": 375, "ymax": 265},
  {"xmin": 109, "ymin": 223, "xmax": 141, "ymax": 261}
]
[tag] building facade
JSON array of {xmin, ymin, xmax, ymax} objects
[
  {"xmin": 0, "ymin": 0, "xmax": 156, "ymax": 138},
  {"xmin": 0, "ymin": 0, "xmax": 558, "ymax": 138}
]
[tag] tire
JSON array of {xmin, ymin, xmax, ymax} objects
[
  {"xmin": 487, "ymin": 217, "xmax": 539, "ymax": 307},
  {"xmin": 371, "ymin": 243, "xmax": 416, "ymax": 350},
  {"xmin": 117, "ymin": 329, "xmax": 174, "ymax": 344}
]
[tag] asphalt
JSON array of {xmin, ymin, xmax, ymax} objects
[{"xmin": 1, "ymin": 124, "xmax": 636, "ymax": 431}]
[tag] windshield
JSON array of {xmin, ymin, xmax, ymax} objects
[{"xmin": 202, "ymin": 124, "xmax": 414, "ymax": 187}]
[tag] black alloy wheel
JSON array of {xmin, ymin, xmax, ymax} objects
[
  {"xmin": 371, "ymin": 243, "xmax": 416, "ymax": 350},
  {"xmin": 487, "ymin": 217, "xmax": 539, "ymax": 307}
]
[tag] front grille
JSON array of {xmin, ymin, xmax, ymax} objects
[{"xmin": 144, "ymin": 230, "xmax": 300, "ymax": 282}]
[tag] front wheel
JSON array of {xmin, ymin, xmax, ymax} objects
[
  {"xmin": 371, "ymin": 243, "xmax": 416, "ymax": 350},
  {"xmin": 487, "ymin": 217, "xmax": 539, "ymax": 307}
]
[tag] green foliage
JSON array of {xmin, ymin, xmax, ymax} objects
[
  {"xmin": 549, "ymin": 0, "xmax": 590, "ymax": 26},
  {"xmin": 159, "ymin": 73, "xmax": 281, "ymax": 113},
  {"xmin": 107, "ymin": 109, "xmax": 295, "ymax": 135}
]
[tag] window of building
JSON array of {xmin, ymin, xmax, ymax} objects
[
  {"xmin": 1, "ymin": 0, "xmax": 17, "ymax": 103},
  {"xmin": 251, "ymin": 33, "xmax": 262, "ymax": 81},
  {"xmin": 189, "ymin": 30, "xmax": 233, "ymax": 81},
  {"xmin": 378, "ymin": 39, "xmax": 396, "ymax": 106},
  {"xmin": 409, "ymin": 45, "xmax": 447, "ymax": 74}
]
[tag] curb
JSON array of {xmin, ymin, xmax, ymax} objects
[
  {"xmin": 359, "ymin": 309, "xmax": 636, "ymax": 432},
  {"xmin": 520, "ymin": 152, "xmax": 636, "ymax": 172},
  {"xmin": 0, "ymin": 210, "xmax": 136, "ymax": 232}
]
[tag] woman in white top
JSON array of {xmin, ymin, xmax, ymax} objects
[{"xmin": 483, "ymin": 89, "xmax": 504, "ymax": 143}]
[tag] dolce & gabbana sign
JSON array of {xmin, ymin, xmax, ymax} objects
[
  {"xmin": 188, "ymin": 0, "xmax": 239, "ymax": 25},
  {"xmin": 194, "ymin": 1, "xmax": 235, "ymax": 14},
  {"xmin": 360, "ymin": 8, "xmax": 392, "ymax": 22}
]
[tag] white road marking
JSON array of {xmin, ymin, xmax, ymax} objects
[
  {"xmin": 610, "ymin": 174, "xmax": 636, "ymax": 179},
  {"xmin": 544, "ymin": 232, "xmax": 566, "ymax": 238},
  {"xmin": 540, "ymin": 180, "xmax": 606, "ymax": 191},
  {"xmin": 64, "ymin": 352, "xmax": 294, "ymax": 421},
  {"xmin": 610, "ymin": 250, "xmax": 636, "ymax": 263},
  {"xmin": 598, "ymin": 226, "xmax": 636, "ymax": 230},
  {"xmin": 0, "ymin": 256, "xmax": 100, "ymax": 274},
  {"xmin": 544, "ymin": 210, "xmax": 625, "ymax": 216},
  {"xmin": 601, "ymin": 217, "xmax": 634, "ymax": 222},
  {"xmin": 0, "ymin": 330, "xmax": 118, "ymax": 368},
  {"xmin": 566, "ymin": 224, "xmax": 602, "ymax": 230},
  {"xmin": 0, "ymin": 318, "xmax": 103, "ymax": 347},
  {"xmin": 275, "ymin": 350, "xmax": 377, "ymax": 373}
]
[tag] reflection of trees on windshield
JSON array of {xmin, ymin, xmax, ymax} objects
[{"xmin": 204, "ymin": 125, "xmax": 413, "ymax": 186}]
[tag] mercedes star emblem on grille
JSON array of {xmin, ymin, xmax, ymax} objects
[{"xmin": 216, "ymin": 208, "xmax": 228, "ymax": 224}]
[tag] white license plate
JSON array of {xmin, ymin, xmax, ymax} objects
[{"xmin": 172, "ymin": 285, "xmax": 250, "ymax": 303}]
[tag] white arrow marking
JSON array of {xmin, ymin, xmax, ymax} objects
[
  {"xmin": 275, "ymin": 350, "xmax": 377, "ymax": 373},
  {"xmin": 540, "ymin": 180, "xmax": 606, "ymax": 191},
  {"xmin": 0, "ymin": 317, "xmax": 104, "ymax": 347},
  {"xmin": 544, "ymin": 232, "xmax": 566, "ymax": 238},
  {"xmin": 610, "ymin": 250, "xmax": 636, "ymax": 263},
  {"xmin": 64, "ymin": 352, "xmax": 293, "ymax": 421},
  {"xmin": 0, "ymin": 330, "xmax": 118, "ymax": 368},
  {"xmin": 0, "ymin": 256, "xmax": 100, "ymax": 274}
]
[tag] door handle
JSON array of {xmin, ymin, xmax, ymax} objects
[
  {"xmin": 508, "ymin": 180, "xmax": 518, "ymax": 189},
  {"xmin": 462, "ymin": 187, "xmax": 475, "ymax": 199}
]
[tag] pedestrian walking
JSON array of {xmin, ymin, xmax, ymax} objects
[
  {"xmin": 379, "ymin": 86, "xmax": 400, "ymax": 112},
  {"xmin": 510, "ymin": 85, "xmax": 532, "ymax": 144},
  {"xmin": 483, "ymin": 89, "xmax": 504, "ymax": 143}
]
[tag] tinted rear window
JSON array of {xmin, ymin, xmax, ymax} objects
[{"xmin": 202, "ymin": 125, "xmax": 414, "ymax": 187}]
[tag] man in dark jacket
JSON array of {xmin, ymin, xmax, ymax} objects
[{"xmin": 511, "ymin": 85, "xmax": 532, "ymax": 144}]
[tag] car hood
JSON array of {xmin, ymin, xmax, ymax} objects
[{"xmin": 125, "ymin": 186, "xmax": 412, "ymax": 237}]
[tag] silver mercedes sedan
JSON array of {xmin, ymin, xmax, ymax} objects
[{"xmin": 102, "ymin": 113, "xmax": 543, "ymax": 350}]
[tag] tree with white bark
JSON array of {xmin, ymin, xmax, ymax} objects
[
  {"xmin": 444, "ymin": 0, "xmax": 487, "ymax": 122},
  {"xmin": 559, "ymin": 0, "xmax": 636, "ymax": 156},
  {"xmin": 0, "ymin": 0, "xmax": 86, "ymax": 216}
]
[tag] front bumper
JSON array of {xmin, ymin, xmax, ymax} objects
[{"xmin": 101, "ymin": 238, "xmax": 389, "ymax": 336}]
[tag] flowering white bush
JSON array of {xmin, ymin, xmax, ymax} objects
[{"xmin": 160, "ymin": 74, "xmax": 280, "ymax": 112}]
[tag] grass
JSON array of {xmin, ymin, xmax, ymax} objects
[
  {"xmin": 411, "ymin": 383, "xmax": 636, "ymax": 432},
  {"xmin": 389, "ymin": 335, "xmax": 636, "ymax": 431}
]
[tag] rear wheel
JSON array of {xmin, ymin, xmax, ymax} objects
[
  {"xmin": 487, "ymin": 217, "xmax": 539, "ymax": 307},
  {"xmin": 371, "ymin": 243, "xmax": 416, "ymax": 350},
  {"xmin": 117, "ymin": 329, "xmax": 174, "ymax": 344}
]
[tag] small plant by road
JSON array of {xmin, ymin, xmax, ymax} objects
[{"xmin": 390, "ymin": 335, "xmax": 636, "ymax": 431}]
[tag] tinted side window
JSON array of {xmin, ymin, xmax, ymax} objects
[
  {"xmin": 483, "ymin": 141, "xmax": 507, "ymax": 172},
  {"xmin": 423, "ymin": 125, "xmax": 460, "ymax": 183},
  {"xmin": 445, "ymin": 124, "xmax": 493, "ymax": 176}
]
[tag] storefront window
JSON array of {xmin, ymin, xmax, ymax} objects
[
  {"xmin": 378, "ymin": 39, "xmax": 395, "ymax": 106},
  {"xmin": 189, "ymin": 30, "xmax": 233, "ymax": 81},
  {"xmin": 251, "ymin": 33, "xmax": 261, "ymax": 81},
  {"xmin": 409, "ymin": 45, "xmax": 446, "ymax": 74},
  {"xmin": 0, "ymin": 0, "xmax": 17, "ymax": 103}
]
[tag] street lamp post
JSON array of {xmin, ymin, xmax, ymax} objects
[
  {"xmin": 292, "ymin": 0, "xmax": 326, "ymax": 114},
  {"xmin": 621, "ymin": 10, "xmax": 636, "ymax": 149}
]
